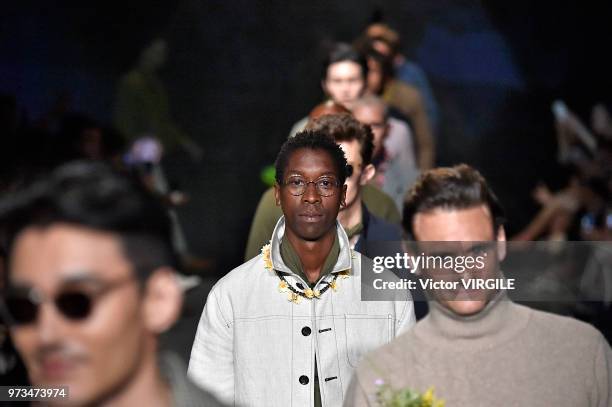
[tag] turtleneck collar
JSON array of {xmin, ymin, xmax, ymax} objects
[{"xmin": 413, "ymin": 290, "xmax": 532, "ymax": 351}]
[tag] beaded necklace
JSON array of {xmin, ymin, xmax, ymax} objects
[{"xmin": 261, "ymin": 242, "xmax": 350, "ymax": 304}]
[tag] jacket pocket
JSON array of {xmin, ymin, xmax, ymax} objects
[{"xmin": 344, "ymin": 314, "xmax": 392, "ymax": 368}]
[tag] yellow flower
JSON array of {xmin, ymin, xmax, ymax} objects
[
  {"xmin": 313, "ymin": 289, "xmax": 321, "ymax": 298},
  {"xmin": 278, "ymin": 280, "xmax": 288, "ymax": 293},
  {"xmin": 423, "ymin": 387, "xmax": 434, "ymax": 405},
  {"xmin": 329, "ymin": 280, "xmax": 338, "ymax": 292},
  {"xmin": 288, "ymin": 292, "xmax": 301, "ymax": 304},
  {"xmin": 422, "ymin": 387, "xmax": 445, "ymax": 407},
  {"xmin": 304, "ymin": 288, "xmax": 314, "ymax": 299},
  {"xmin": 261, "ymin": 243, "xmax": 273, "ymax": 270}
]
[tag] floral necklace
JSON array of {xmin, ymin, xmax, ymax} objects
[{"xmin": 261, "ymin": 242, "xmax": 350, "ymax": 304}]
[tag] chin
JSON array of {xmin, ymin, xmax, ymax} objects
[{"xmin": 445, "ymin": 300, "xmax": 487, "ymax": 316}]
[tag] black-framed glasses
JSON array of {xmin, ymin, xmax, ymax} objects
[
  {"xmin": 1, "ymin": 277, "xmax": 135, "ymax": 326},
  {"xmin": 282, "ymin": 176, "xmax": 341, "ymax": 197}
]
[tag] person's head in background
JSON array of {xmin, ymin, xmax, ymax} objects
[
  {"xmin": 0, "ymin": 161, "xmax": 183, "ymax": 406},
  {"xmin": 360, "ymin": 44, "xmax": 395, "ymax": 96},
  {"xmin": 364, "ymin": 23, "xmax": 402, "ymax": 63},
  {"xmin": 308, "ymin": 100, "xmax": 351, "ymax": 123},
  {"xmin": 403, "ymin": 164, "xmax": 507, "ymax": 316},
  {"xmin": 320, "ymin": 43, "xmax": 368, "ymax": 110},
  {"xmin": 307, "ymin": 114, "xmax": 375, "ymax": 228},
  {"xmin": 351, "ymin": 95, "xmax": 390, "ymax": 161}
]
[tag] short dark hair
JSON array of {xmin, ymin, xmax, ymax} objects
[
  {"xmin": 0, "ymin": 161, "xmax": 178, "ymax": 282},
  {"xmin": 275, "ymin": 130, "xmax": 349, "ymax": 185},
  {"xmin": 307, "ymin": 113, "xmax": 375, "ymax": 165},
  {"xmin": 321, "ymin": 43, "xmax": 368, "ymax": 82},
  {"xmin": 403, "ymin": 164, "xmax": 506, "ymax": 238}
]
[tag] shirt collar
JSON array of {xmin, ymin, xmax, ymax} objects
[{"xmin": 269, "ymin": 216, "xmax": 354, "ymax": 277}]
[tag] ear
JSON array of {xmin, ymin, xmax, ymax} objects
[
  {"xmin": 321, "ymin": 79, "xmax": 328, "ymax": 96},
  {"xmin": 142, "ymin": 267, "xmax": 183, "ymax": 334},
  {"xmin": 273, "ymin": 183, "xmax": 281, "ymax": 207},
  {"xmin": 496, "ymin": 226, "xmax": 507, "ymax": 262},
  {"xmin": 339, "ymin": 184, "xmax": 347, "ymax": 209},
  {"xmin": 360, "ymin": 164, "xmax": 376, "ymax": 185}
]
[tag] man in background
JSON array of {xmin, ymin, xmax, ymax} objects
[{"xmin": 352, "ymin": 95, "xmax": 419, "ymax": 211}]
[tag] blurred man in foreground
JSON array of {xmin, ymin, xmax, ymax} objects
[
  {"xmin": 345, "ymin": 164, "xmax": 611, "ymax": 406},
  {"xmin": 0, "ymin": 162, "xmax": 223, "ymax": 407}
]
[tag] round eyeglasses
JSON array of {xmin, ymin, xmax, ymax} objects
[{"xmin": 282, "ymin": 176, "xmax": 341, "ymax": 197}]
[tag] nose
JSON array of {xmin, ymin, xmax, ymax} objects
[
  {"xmin": 302, "ymin": 182, "xmax": 320, "ymax": 204},
  {"xmin": 36, "ymin": 302, "xmax": 64, "ymax": 346}
]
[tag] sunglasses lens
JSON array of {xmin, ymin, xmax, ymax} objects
[
  {"xmin": 5, "ymin": 296, "xmax": 38, "ymax": 325},
  {"xmin": 56, "ymin": 292, "xmax": 92, "ymax": 320}
]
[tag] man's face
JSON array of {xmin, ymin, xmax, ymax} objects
[
  {"xmin": 322, "ymin": 61, "xmax": 365, "ymax": 110},
  {"xmin": 338, "ymin": 139, "xmax": 365, "ymax": 210},
  {"xmin": 352, "ymin": 104, "xmax": 388, "ymax": 158},
  {"xmin": 8, "ymin": 224, "xmax": 149, "ymax": 406},
  {"xmin": 275, "ymin": 148, "xmax": 346, "ymax": 241},
  {"xmin": 412, "ymin": 205, "xmax": 505, "ymax": 316}
]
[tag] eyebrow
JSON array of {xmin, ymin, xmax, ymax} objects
[
  {"xmin": 8, "ymin": 273, "xmax": 104, "ymax": 293},
  {"xmin": 60, "ymin": 273, "xmax": 104, "ymax": 286},
  {"xmin": 285, "ymin": 171, "xmax": 337, "ymax": 177}
]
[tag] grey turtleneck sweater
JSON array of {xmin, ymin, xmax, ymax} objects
[{"xmin": 344, "ymin": 293, "xmax": 611, "ymax": 406}]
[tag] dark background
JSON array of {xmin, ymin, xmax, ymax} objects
[{"xmin": 1, "ymin": 0, "xmax": 611, "ymax": 274}]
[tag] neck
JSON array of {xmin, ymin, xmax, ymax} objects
[
  {"xmin": 285, "ymin": 226, "xmax": 336, "ymax": 283},
  {"xmin": 415, "ymin": 290, "xmax": 530, "ymax": 350},
  {"xmin": 337, "ymin": 196, "xmax": 363, "ymax": 231},
  {"xmin": 99, "ymin": 343, "xmax": 171, "ymax": 407}
]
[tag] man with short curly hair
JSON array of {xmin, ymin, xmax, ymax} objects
[{"xmin": 189, "ymin": 131, "xmax": 415, "ymax": 407}]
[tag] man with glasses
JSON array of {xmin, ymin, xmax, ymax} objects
[
  {"xmin": 188, "ymin": 131, "xmax": 414, "ymax": 407},
  {"xmin": 0, "ymin": 162, "xmax": 224, "ymax": 406}
]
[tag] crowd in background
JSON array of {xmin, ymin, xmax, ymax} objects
[{"xmin": 1, "ymin": 19, "xmax": 611, "ymax": 392}]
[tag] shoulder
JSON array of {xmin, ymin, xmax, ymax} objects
[
  {"xmin": 254, "ymin": 187, "xmax": 280, "ymax": 218},
  {"xmin": 387, "ymin": 117, "xmax": 411, "ymax": 134},
  {"xmin": 367, "ymin": 212, "xmax": 403, "ymax": 241},
  {"xmin": 362, "ymin": 185, "xmax": 401, "ymax": 224},
  {"xmin": 524, "ymin": 305, "xmax": 607, "ymax": 349},
  {"xmin": 389, "ymin": 80, "xmax": 421, "ymax": 99},
  {"xmin": 210, "ymin": 255, "xmax": 267, "ymax": 295},
  {"xmin": 289, "ymin": 116, "xmax": 309, "ymax": 137}
]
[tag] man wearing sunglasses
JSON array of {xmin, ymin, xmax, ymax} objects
[
  {"xmin": 0, "ymin": 162, "xmax": 224, "ymax": 406},
  {"xmin": 188, "ymin": 131, "xmax": 414, "ymax": 407}
]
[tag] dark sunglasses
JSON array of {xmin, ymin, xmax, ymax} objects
[{"xmin": 1, "ymin": 278, "xmax": 134, "ymax": 326}]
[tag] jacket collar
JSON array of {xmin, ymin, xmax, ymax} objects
[{"xmin": 268, "ymin": 216, "xmax": 354, "ymax": 277}]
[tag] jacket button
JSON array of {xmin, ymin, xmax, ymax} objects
[
  {"xmin": 301, "ymin": 326, "xmax": 311, "ymax": 336},
  {"xmin": 299, "ymin": 375, "xmax": 309, "ymax": 385}
]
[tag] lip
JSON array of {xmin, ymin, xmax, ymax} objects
[
  {"xmin": 40, "ymin": 356, "xmax": 79, "ymax": 380},
  {"xmin": 299, "ymin": 212, "xmax": 323, "ymax": 222}
]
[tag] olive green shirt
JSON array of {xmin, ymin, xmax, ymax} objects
[
  {"xmin": 279, "ymin": 233, "xmax": 340, "ymax": 288},
  {"xmin": 279, "ymin": 233, "xmax": 340, "ymax": 407}
]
